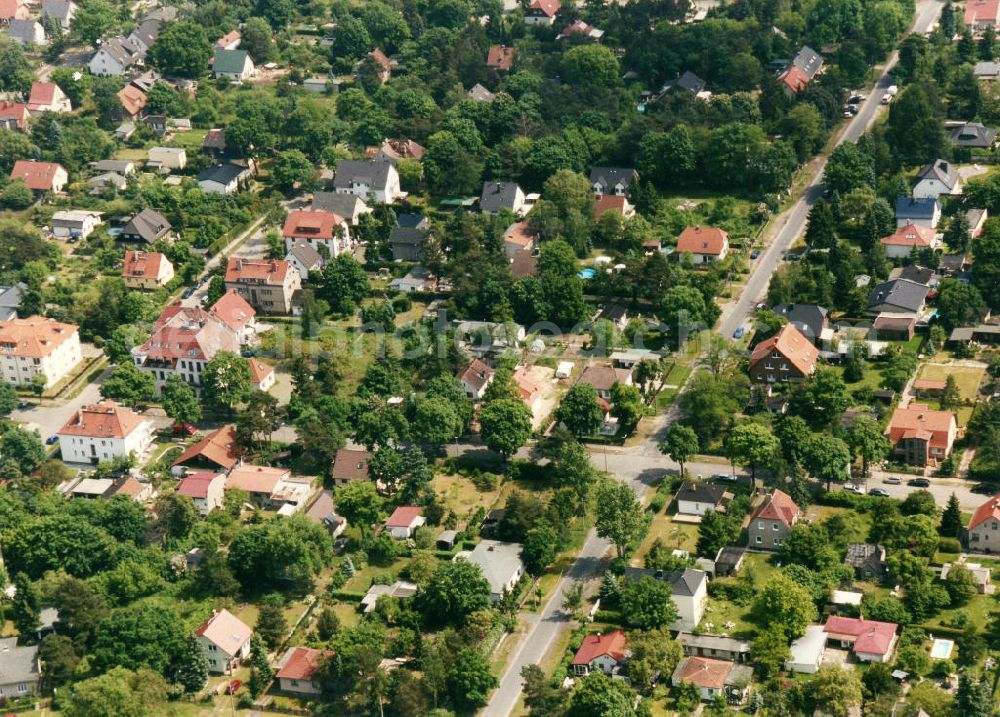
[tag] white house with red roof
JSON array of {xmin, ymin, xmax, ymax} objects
[
  {"xmin": 224, "ymin": 465, "xmax": 291, "ymax": 506},
  {"xmin": 195, "ymin": 609, "xmax": 253, "ymax": 673},
  {"xmin": 215, "ymin": 29, "xmax": 241, "ymax": 50},
  {"xmin": 676, "ymin": 226, "xmax": 729, "ymax": 263},
  {"xmin": 26, "ymin": 82, "xmax": 71, "ymax": 112},
  {"xmin": 282, "ymin": 209, "xmax": 352, "ymax": 258},
  {"xmin": 172, "ymin": 425, "xmax": 241, "ymax": 472},
  {"xmin": 385, "ymin": 506, "xmax": 425, "ymax": 539},
  {"xmin": 122, "ymin": 250, "xmax": 174, "ymax": 290},
  {"xmin": 572, "ymin": 630, "xmax": 629, "ymax": 676},
  {"xmin": 967, "ymin": 0, "xmax": 1000, "ymax": 29},
  {"xmin": 56, "ymin": 400, "xmax": 154, "ymax": 464},
  {"xmin": 175, "ymin": 471, "xmax": 225, "ymax": 514},
  {"xmin": 224, "ymin": 258, "xmax": 302, "ymax": 315},
  {"xmin": 10, "ymin": 160, "xmax": 67, "ymax": 194},
  {"xmin": 968, "ymin": 494, "xmax": 1000, "ymax": 553},
  {"xmin": 209, "ymin": 290, "xmax": 257, "ymax": 344},
  {"xmin": 459, "ymin": 358, "xmax": 494, "ymax": 400},
  {"xmin": 276, "ymin": 646, "xmax": 333, "ymax": 694},
  {"xmin": 748, "ymin": 489, "xmax": 801, "ymax": 550},
  {"xmin": 885, "ymin": 404, "xmax": 957, "ymax": 466},
  {"xmin": 131, "ymin": 304, "xmax": 240, "ymax": 393},
  {"xmin": 0, "ymin": 315, "xmax": 82, "ymax": 388},
  {"xmin": 0, "ymin": 101, "xmax": 29, "ymax": 131},
  {"xmin": 248, "ymin": 357, "xmax": 276, "ymax": 392},
  {"xmin": 880, "ymin": 223, "xmax": 940, "ymax": 260},
  {"xmin": 823, "ymin": 616, "xmax": 898, "ymax": 662},
  {"xmin": 524, "ymin": 0, "xmax": 560, "ymax": 24}
]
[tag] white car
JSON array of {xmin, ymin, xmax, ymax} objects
[{"xmin": 844, "ymin": 483, "xmax": 865, "ymax": 494}]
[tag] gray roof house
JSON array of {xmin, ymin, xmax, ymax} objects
[
  {"xmin": 41, "ymin": 0, "xmax": 77, "ymax": 30},
  {"xmin": 790, "ymin": 45, "xmax": 824, "ymax": 79},
  {"xmin": 479, "ymin": 181, "xmax": 526, "ymax": 215},
  {"xmin": 8, "ymin": 19, "xmax": 46, "ymax": 45},
  {"xmin": 867, "ymin": 278, "xmax": 930, "ymax": 315},
  {"xmin": 773, "ymin": 303, "xmax": 829, "ymax": 345},
  {"xmin": 950, "ymin": 122, "xmax": 997, "ymax": 149},
  {"xmin": 844, "ymin": 543, "xmax": 886, "ymax": 580},
  {"xmin": 975, "ymin": 61, "xmax": 1000, "ymax": 79},
  {"xmin": 590, "ymin": 167, "xmax": 638, "ymax": 196},
  {"xmin": 332, "ymin": 160, "xmax": 402, "ymax": 204},
  {"xmin": 88, "ymin": 172, "xmax": 128, "ymax": 194},
  {"xmin": 467, "ymin": 83, "xmax": 495, "ymax": 102},
  {"xmin": 120, "ymin": 208, "xmax": 172, "ymax": 244},
  {"xmin": 0, "ymin": 637, "xmax": 40, "ymax": 699},
  {"xmin": 389, "ymin": 214, "xmax": 430, "ymax": 262},
  {"xmin": 674, "ymin": 70, "xmax": 706, "ymax": 94},
  {"xmin": 197, "ymin": 162, "xmax": 252, "ymax": 194},
  {"xmin": 895, "ymin": 196, "xmax": 941, "ymax": 228},
  {"xmin": 0, "ymin": 283, "xmax": 24, "ymax": 321},
  {"xmin": 455, "ymin": 540, "xmax": 525, "ymax": 602},
  {"xmin": 312, "ymin": 191, "xmax": 372, "ymax": 225},
  {"xmin": 913, "ymin": 159, "xmax": 961, "ymax": 199},
  {"xmin": 90, "ymin": 159, "xmax": 136, "ymax": 175},
  {"xmin": 285, "ymin": 241, "xmax": 324, "ymax": 279},
  {"xmin": 88, "ymin": 36, "xmax": 145, "ymax": 76},
  {"xmin": 623, "ymin": 567, "xmax": 708, "ymax": 631},
  {"xmin": 677, "ymin": 633, "xmax": 751, "ymax": 663},
  {"xmin": 128, "ymin": 18, "xmax": 164, "ymax": 52}
]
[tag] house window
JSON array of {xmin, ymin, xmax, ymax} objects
[
  {"xmin": 290, "ymin": 680, "xmax": 299, "ymax": 687},
  {"xmin": 773, "ymin": 538, "xmax": 780, "ymax": 546},
  {"xmin": 208, "ymin": 644, "xmax": 217, "ymax": 651},
  {"xmin": 757, "ymin": 521, "xmax": 764, "ymax": 529},
  {"xmin": 16, "ymin": 683, "xmax": 28, "ymax": 694},
  {"xmin": 755, "ymin": 535, "xmax": 762, "ymax": 544}
]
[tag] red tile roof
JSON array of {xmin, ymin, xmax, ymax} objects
[
  {"xmin": 282, "ymin": 209, "xmax": 345, "ymax": 241},
  {"xmin": 216, "ymin": 30, "xmax": 241, "ymax": 48},
  {"xmin": 385, "ymin": 505, "xmax": 423, "ymax": 528},
  {"xmin": 209, "ymin": 290, "xmax": 256, "ymax": 332},
  {"xmin": 0, "ymin": 316, "xmax": 78, "ymax": 358},
  {"xmin": 504, "ymin": 221, "xmax": 536, "ymax": 247},
  {"xmin": 674, "ymin": 657, "xmax": 734, "ymax": 690},
  {"xmin": 225, "ymin": 465, "xmax": 288, "ymax": 495},
  {"xmin": 573, "ymin": 630, "xmax": 627, "ymax": 666},
  {"xmin": 0, "ymin": 0, "xmax": 25, "ymax": 20},
  {"xmin": 881, "ymin": 222, "xmax": 936, "ymax": 248},
  {"xmin": 225, "ymin": 257, "xmax": 291, "ymax": 284},
  {"xmin": 370, "ymin": 48, "xmax": 391, "ymax": 70},
  {"xmin": 824, "ymin": 616, "xmax": 897, "ymax": 656},
  {"xmin": 594, "ymin": 194, "xmax": 632, "ymax": 220},
  {"xmin": 247, "ymin": 357, "xmax": 274, "ymax": 385},
  {"xmin": 0, "ymin": 102, "xmax": 29, "ymax": 130},
  {"xmin": 513, "ymin": 367, "xmax": 542, "ymax": 404},
  {"xmin": 58, "ymin": 400, "xmax": 147, "ymax": 440},
  {"xmin": 277, "ymin": 646, "xmax": 333, "ymax": 681},
  {"xmin": 969, "ymin": 494, "xmax": 1000, "ymax": 531},
  {"xmin": 138, "ymin": 305, "xmax": 238, "ymax": 365},
  {"xmin": 112, "ymin": 475, "xmax": 147, "ymax": 498},
  {"xmin": 749, "ymin": 324, "xmax": 819, "ymax": 377},
  {"xmin": 27, "ymin": 82, "xmax": 60, "ymax": 110},
  {"xmin": 172, "ymin": 425, "xmax": 242, "ymax": 470},
  {"xmin": 195, "ymin": 609, "xmax": 253, "ymax": 656},
  {"xmin": 117, "ymin": 85, "xmax": 147, "ymax": 117},
  {"xmin": 122, "ymin": 250, "xmax": 169, "ymax": 279},
  {"xmin": 176, "ymin": 471, "xmax": 223, "ymax": 499},
  {"xmin": 751, "ymin": 489, "xmax": 801, "ymax": 527},
  {"xmin": 886, "ymin": 404, "xmax": 955, "ymax": 450},
  {"xmin": 487, "ymin": 45, "xmax": 515, "ymax": 71},
  {"xmin": 529, "ymin": 0, "xmax": 560, "ymax": 16},
  {"xmin": 780, "ymin": 65, "xmax": 811, "ymax": 92},
  {"xmin": 676, "ymin": 226, "xmax": 728, "ymax": 256},
  {"xmin": 10, "ymin": 160, "xmax": 65, "ymax": 191},
  {"xmin": 460, "ymin": 359, "xmax": 494, "ymax": 393},
  {"xmin": 331, "ymin": 448, "xmax": 371, "ymax": 481},
  {"xmin": 966, "ymin": 0, "xmax": 1000, "ymax": 24}
]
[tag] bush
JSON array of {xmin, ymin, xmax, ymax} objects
[
  {"xmin": 648, "ymin": 493, "xmax": 667, "ymax": 513},
  {"xmin": 591, "ymin": 609, "xmax": 623, "ymax": 624},
  {"xmin": 938, "ymin": 537, "xmax": 962, "ymax": 554}
]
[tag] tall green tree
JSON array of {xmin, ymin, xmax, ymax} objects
[
  {"xmin": 804, "ymin": 433, "xmax": 852, "ymax": 491},
  {"xmin": 202, "ymin": 352, "xmax": 252, "ymax": 416},
  {"xmin": 595, "ymin": 481, "xmax": 645, "ymax": 560},
  {"xmin": 557, "ymin": 383, "xmax": 604, "ymax": 436},
  {"xmin": 725, "ymin": 422, "xmax": 779, "ymax": 486},
  {"xmin": 940, "ymin": 493, "xmax": 962, "ymax": 538},
  {"xmin": 660, "ymin": 423, "xmax": 699, "ymax": 477},
  {"xmin": 11, "ymin": 572, "xmax": 40, "ymax": 639},
  {"xmin": 177, "ymin": 635, "xmax": 208, "ymax": 693},
  {"xmin": 846, "ymin": 416, "xmax": 890, "ymax": 476},
  {"xmin": 149, "ymin": 22, "xmax": 212, "ymax": 78},
  {"xmin": 161, "ymin": 374, "xmax": 202, "ymax": 427},
  {"xmin": 247, "ymin": 634, "xmax": 274, "ymax": 698}
]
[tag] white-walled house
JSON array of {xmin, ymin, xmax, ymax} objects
[
  {"xmin": 282, "ymin": 209, "xmax": 352, "ymax": 258},
  {"xmin": 455, "ymin": 540, "xmax": 524, "ymax": 602},
  {"xmin": 384, "ymin": 506, "xmax": 425, "ymax": 538},
  {"xmin": 913, "ymin": 159, "xmax": 961, "ymax": 199},
  {"xmin": 276, "ymin": 647, "xmax": 333, "ymax": 695},
  {"xmin": 122, "ymin": 250, "xmax": 175, "ymax": 289},
  {"xmin": 57, "ymin": 401, "xmax": 154, "ymax": 464},
  {"xmin": 675, "ymin": 481, "xmax": 729, "ymax": 516},
  {"xmin": 195, "ymin": 609, "xmax": 253, "ymax": 674},
  {"xmin": 175, "ymin": 472, "xmax": 225, "ymax": 515},
  {"xmin": 572, "ymin": 630, "xmax": 629, "ymax": 677},
  {"xmin": 51, "ymin": 210, "xmax": 102, "ymax": 239},
  {"xmin": 0, "ymin": 316, "xmax": 82, "ymax": 388},
  {"xmin": 147, "ymin": 147, "xmax": 186, "ymax": 170},
  {"xmin": 624, "ymin": 567, "xmax": 707, "ymax": 631},
  {"xmin": 333, "ymin": 160, "xmax": 405, "ymax": 204}
]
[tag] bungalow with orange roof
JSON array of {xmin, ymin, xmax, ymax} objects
[
  {"xmin": 487, "ymin": 45, "xmax": 515, "ymax": 72},
  {"xmin": 748, "ymin": 324, "xmax": 818, "ymax": 384},
  {"xmin": 385, "ymin": 506, "xmax": 425, "ymax": 539},
  {"xmin": 276, "ymin": 646, "xmax": 333, "ymax": 694},
  {"xmin": 282, "ymin": 209, "xmax": 352, "ymax": 258},
  {"xmin": 215, "ymin": 29, "xmax": 240, "ymax": 50},
  {"xmin": 823, "ymin": 616, "xmax": 898, "ymax": 662},
  {"xmin": 748, "ymin": 489, "xmax": 802, "ymax": 550},
  {"xmin": 9, "ymin": 160, "xmax": 67, "ymax": 194},
  {"xmin": 880, "ymin": 222, "xmax": 940, "ymax": 260},
  {"xmin": 116, "ymin": 84, "xmax": 147, "ymax": 119},
  {"xmin": 968, "ymin": 493, "xmax": 1000, "ymax": 552},
  {"xmin": 122, "ymin": 250, "xmax": 174, "ymax": 290},
  {"xmin": 885, "ymin": 403, "xmax": 957, "ymax": 466},
  {"xmin": 594, "ymin": 194, "xmax": 636, "ymax": 221},
  {"xmin": 26, "ymin": 81, "xmax": 71, "ymax": 113},
  {"xmin": 56, "ymin": 400, "xmax": 154, "ymax": 464},
  {"xmin": 175, "ymin": 471, "xmax": 226, "ymax": 514},
  {"xmin": 676, "ymin": 226, "xmax": 729, "ymax": 263},
  {"xmin": 224, "ymin": 465, "xmax": 291, "ymax": 506},
  {"xmin": 671, "ymin": 656, "xmax": 753, "ymax": 703},
  {"xmin": 966, "ymin": 0, "xmax": 1000, "ymax": 29},
  {"xmin": 572, "ymin": 630, "xmax": 628, "ymax": 677},
  {"xmin": 524, "ymin": 0, "xmax": 560, "ymax": 25},
  {"xmin": 0, "ymin": 315, "xmax": 81, "ymax": 389},
  {"xmin": 172, "ymin": 425, "xmax": 242, "ymax": 472},
  {"xmin": 224, "ymin": 258, "xmax": 302, "ymax": 315},
  {"xmin": 195, "ymin": 609, "xmax": 253, "ymax": 673}
]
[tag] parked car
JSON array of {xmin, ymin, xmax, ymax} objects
[
  {"xmin": 908, "ymin": 478, "xmax": 931, "ymax": 487},
  {"xmin": 712, "ymin": 473, "xmax": 737, "ymax": 482},
  {"xmin": 869, "ymin": 488, "xmax": 890, "ymax": 497},
  {"xmin": 173, "ymin": 423, "xmax": 196, "ymax": 435},
  {"xmin": 844, "ymin": 483, "xmax": 865, "ymax": 494},
  {"xmin": 848, "ymin": 94, "xmax": 865, "ymax": 104},
  {"xmin": 181, "ymin": 287, "xmax": 195, "ymax": 298},
  {"xmin": 750, "ymin": 249, "xmax": 761, "ymax": 259},
  {"xmin": 971, "ymin": 482, "xmax": 999, "ymax": 495},
  {"xmin": 882, "ymin": 475, "xmax": 902, "ymax": 485},
  {"xmin": 45, "ymin": 435, "xmax": 59, "ymax": 445},
  {"xmin": 733, "ymin": 326, "xmax": 745, "ymax": 339}
]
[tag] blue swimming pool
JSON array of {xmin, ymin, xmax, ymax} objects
[{"xmin": 578, "ymin": 268, "xmax": 596, "ymax": 279}]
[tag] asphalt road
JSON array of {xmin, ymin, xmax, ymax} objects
[{"xmin": 717, "ymin": 0, "xmax": 944, "ymax": 340}]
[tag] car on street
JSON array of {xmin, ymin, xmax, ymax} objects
[
  {"xmin": 971, "ymin": 482, "xmax": 999, "ymax": 495},
  {"xmin": 17, "ymin": 400, "xmax": 28, "ymax": 409},
  {"xmin": 45, "ymin": 435, "xmax": 59, "ymax": 445},
  {"xmin": 712, "ymin": 473, "xmax": 737, "ymax": 482},
  {"xmin": 908, "ymin": 478, "xmax": 931, "ymax": 487},
  {"xmin": 733, "ymin": 327, "xmax": 745, "ymax": 339},
  {"xmin": 844, "ymin": 483, "xmax": 865, "ymax": 494},
  {"xmin": 882, "ymin": 475, "xmax": 902, "ymax": 484},
  {"xmin": 869, "ymin": 488, "xmax": 890, "ymax": 497},
  {"xmin": 750, "ymin": 249, "xmax": 761, "ymax": 259},
  {"xmin": 848, "ymin": 94, "xmax": 865, "ymax": 105},
  {"xmin": 181, "ymin": 287, "xmax": 195, "ymax": 298}
]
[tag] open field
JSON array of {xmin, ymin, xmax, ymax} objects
[{"xmin": 916, "ymin": 363, "xmax": 985, "ymax": 402}]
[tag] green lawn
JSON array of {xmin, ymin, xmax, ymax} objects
[
  {"xmin": 344, "ymin": 556, "xmax": 410, "ymax": 594},
  {"xmin": 631, "ymin": 513, "xmax": 699, "ymax": 567},
  {"xmin": 923, "ymin": 593, "xmax": 998, "ymax": 634},
  {"xmin": 917, "ymin": 363, "xmax": 985, "ymax": 402}
]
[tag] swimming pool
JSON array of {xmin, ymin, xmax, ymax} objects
[
  {"xmin": 930, "ymin": 638, "xmax": 954, "ymax": 660},
  {"xmin": 578, "ymin": 268, "xmax": 596, "ymax": 279}
]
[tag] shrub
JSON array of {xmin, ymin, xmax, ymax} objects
[{"xmin": 938, "ymin": 537, "xmax": 962, "ymax": 554}]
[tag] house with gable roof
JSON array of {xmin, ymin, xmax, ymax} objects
[
  {"xmin": 7, "ymin": 18, "xmax": 45, "ymax": 45},
  {"xmin": 330, "ymin": 448, "xmax": 372, "ymax": 486},
  {"xmin": 748, "ymin": 324, "xmax": 818, "ymax": 383},
  {"xmin": 276, "ymin": 646, "xmax": 334, "ymax": 694},
  {"xmin": 676, "ymin": 226, "xmax": 729, "ymax": 263},
  {"xmin": 480, "ymin": 181, "xmax": 528, "ymax": 215},
  {"xmin": 0, "ymin": 101, "xmax": 29, "ymax": 131},
  {"xmin": 778, "ymin": 46, "xmax": 824, "ymax": 93},
  {"xmin": 385, "ymin": 506, "xmax": 425, "ymax": 538},
  {"xmin": 122, "ymin": 250, "xmax": 174, "ymax": 289},
  {"xmin": 487, "ymin": 44, "xmax": 515, "ymax": 72},
  {"xmin": 885, "ymin": 403, "xmax": 957, "ymax": 466},
  {"xmin": 195, "ymin": 608, "xmax": 253, "ymax": 673},
  {"xmin": 968, "ymin": 493, "xmax": 1000, "ymax": 552},
  {"xmin": 213, "ymin": 48, "xmax": 256, "ymax": 82},
  {"xmin": 572, "ymin": 630, "xmax": 629, "ymax": 677},
  {"xmin": 120, "ymin": 208, "xmax": 172, "ymax": 245},
  {"xmin": 590, "ymin": 167, "xmax": 637, "ymax": 196},
  {"xmin": 172, "ymin": 425, "xmax": 242, "ymax": 472},
  {"xmin": 880, "ymin": 222, "xmax": 940, "ymax": 259},
  {"xmin": 88, "ymin": 36, "xmax": 145, "ymax": 77},
  {"xmin": 748, "ymin": 489, "xmax": 801, "ymax": 550},
  {"xmin": 459, "ymin": 358, "xmax": 494, "ymax": 400},
  {"xmin": 175, "ymin": 471, "xmax": 225, "ymax": 515},
  {"xmin": 10, "ymin": 160, "xmax": 67, "ymax": 194},
  {"xmin": 282, "ymin": 209, "xmax": 352, "ymax": 258},
  {"xmin": 0, "ymin": 315, "xmax": 82, "ymax": 388},
  {"xmin": 524, "ymin": 0, "xmax": 560, "ymax": 24},
  {"xmin": 224, "ymin": 258, "xmax": 302, "ymax": 315},
  {"xmin": 913, "ymin": 159, "xmax": 961, "ymax": 199},
  {"xmin": 623, "ymin": 567, "xmax": 708, "ymax": 631},
  {"xmin": 672, "ymin": 656, "xmax": 753, "ymax": 703},
  {"xmin": 27, "ymin": 81, "xmax": 71, "ymax": 113},
  {"xmin": 455, "ymin": 539, "xmax": 525, "ymax": 601},
  {"xmin": 0, "ymin": 637, "xmax": 40, "ymax": 699},
  {"xmin": 966, "ymin": 0, "xmax": 1000, "ymax": 28},
  {"xmin": 823, "ymin": 616, "xmax": 898, "ymax": 662},
  {"xmin": 333, "ymin": 159, "xmax": 404, "ymax": 204},
  {"xmin": 57, "ymin": 400, "xmax": 154, "ymax": 464},
  {"xmin": 209, "ymin": 290, "xmax": 257, "ymax": 344}
]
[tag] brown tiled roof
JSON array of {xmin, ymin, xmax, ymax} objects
[
  {"xmin": 674, "ymin": 657, "xmax": 733, "ymax": 690},
  {"xmin": 276, "ymin": 646, "xmax": 333, "ymax": 680},
  {"xmin": 385, "ymin": 505, "xmax": 422, "ymax": 528},
  {"xmin": 0, "ymin": 316, "xmax": 78, "ymax": 358},
  {"xmin": 10, "ymin": 160, "xmax": 65, "ymax": 190},
  {"xmin": 751, "ymin": 489, "xmax": 801, "ymax": 527},
  {"xmin": 487, "ymin": 45, "xmax": 515, "ymax": 71},
  {"xmin": 247, "ymin": 357, "xmax": 274, "ymax": 385},
  {"xmin": 886, "ymin": 404, "xmax": 955, "ymax": 450},
  {"xmin": 172, "ymin": 425, "xmax": 241, "ymax": 470},
  {"xmin": 331, "ymin": 448, "xmax": 372, "ymax": 481},
  {"xmin": 225, "ymin": 465, "xmax": 288, "ymax": 494},
  {"xmin": 209, "ymin": 290, "xmax": 256, "ymax": 331},
  {"xmin": 225, "ymin": 258, "xmax": 291, "ymax": 284},
  {"xmin": 176, "ymin": 471, "xmax": 223, "ymax": 499},
  {"xmin": 58, "ymin": 400, "xmax": 146, "ymax": 440},
  {"xmin": 969, "ymin": 494, "xmax": 1000, "ymax": 531},
  {"xmin": 117, "ymin": 85, "xmax": 147, "ymax": 116},
  {"xmin": 677, "ymin": 226, "xmax": 728, "ymax": 256},
  {"xmin": 749, "ymin": 324, "xmax": 818, "ymax": 376},
  {"xmin": 122, "ymin": 250, "xmax": 169, "ymax": 279},
  {"xmin": 459, "ymin": 359, "xmax": 493, "ymax": 392},
  {"xmin": 282, "ymin": 210, "xmax": 345, "ymax": 241}
]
